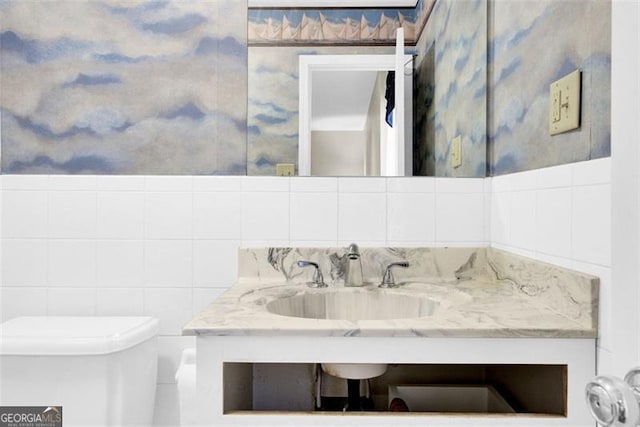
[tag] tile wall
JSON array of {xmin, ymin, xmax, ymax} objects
[
  {"xmin": 489, "ymin": 157, "xmax": 612, "ymax": 373},
  {"xmin": 0, "ymin": 174, "xmax": 487, "ymax": 425},
  {"xmin": 0, "ymin": 158, "xmax": 614, "ymax": 423}
]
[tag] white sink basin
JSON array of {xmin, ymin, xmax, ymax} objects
[{"xmin": 265, "ymin": 289, "xmax": 438, "ymax": 322}]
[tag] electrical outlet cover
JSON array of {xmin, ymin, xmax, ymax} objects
[{"xmin": 276, "ymin": 163, "xmax": 295, "ymax": 176}]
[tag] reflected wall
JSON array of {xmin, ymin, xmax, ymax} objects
[{"xmin": 414, "ymin": 0, "xmax": 487, "ymax": 177}]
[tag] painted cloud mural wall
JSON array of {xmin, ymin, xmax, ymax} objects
[
  {"xmin": 414, "ymin": 0, "xmax": 487, "ymax": 177},
  {"xmin": 488, "ymin": 0, "xmax": 611, "ymax": 175},
  {"xmin": 0, "ymin": 0, "xmax": 610, "ymax": 176},
  {"xmin": 0, "ymin": 0, "xmax": 247, "ymax": 175}
]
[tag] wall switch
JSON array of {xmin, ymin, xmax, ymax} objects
[
  {"xmin": 549, "ymin": 69, "xmax": 581, "ymax": 135},
  {"xmin": 451, "ymin": 136, "xmax": 462, "ymax": 168},
  {"xmin": 276, "ymin": 163, "xmax": 295, "ymax": 176}
]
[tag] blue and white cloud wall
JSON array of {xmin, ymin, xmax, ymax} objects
[
  {"xmin": 0, "ymin": 0, "xmax": 610, "ymax": 176},
  {"xmin": 0, "ymin": 0, "xmax": 248, "ymax": 175}
]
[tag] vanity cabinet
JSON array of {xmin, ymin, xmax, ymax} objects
[
  {"xmin": 196, "ymin": 335, "xmax": 594, "ymax": 426},
  {"xmin": 185, "ymin": 247, "xmax": 598, "ymax": 426}
]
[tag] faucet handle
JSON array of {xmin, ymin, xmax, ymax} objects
[
  {"xmin": 297, "ymin": 260, "xmax": 328, "ymax": 288},
  {"xmin": 379, "ymin": 262, "xmax": 409, "ymax": 288}
]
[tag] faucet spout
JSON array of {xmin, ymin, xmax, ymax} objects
[{"xmin": 344, "ymin": 243, "xmax": 364, "ymax": 287}]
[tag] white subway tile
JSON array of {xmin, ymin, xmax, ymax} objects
[
  {"xmin": 48, "ymin": 288, "xmax": 96, "ymax": 316},
  {"xmin": 96, "ymin": 240, "xmax": 145, "ymax": 287},
  {"xmin": 95, "ymin": 288, "xmax": 145, "ymax": 316},
  {"xmin": 193, "ymin": 192, "xmax": 242, "ymax": 239},
  {"xmin": 193, "ymin": 240, "xmax": 240, "ymax": 287},
  {"xmin": 157, "ymin": 336, "xmax": 196, "ymax": 384},
  {"xmin": 290, "ymin": 177, "xmax": 338, "ymax": 192},
  {"xmin": 535, "ymin": 163, "xmax": 573, "ymax": 189},
  {"xmin": 433, "ymin": 241, "xmax": 487, "ymax": 248},
  {"xmin": 145, "ymin": 192, "xmax": 193, "ymax": 239},
  {"xmin": 338, "ymin": 193, "xmax": 386, "ymax": 242},
  {"xmin": 483, "ymin": 192, "xmax": 491, "ymax": 245},
  {"xmin": 241, "ymin": 192, "xmax": 290, "ymax": 240},
  {"xmin": 290, "ymin": 192, "xmax": 338, "ymax": 241},
  {"xmin": 508, "ymin": 169, "xmax": 540, "ymax": 192},
  {"xmin": 145, "ymin": 176, "xmax": 192, "ymax": 192},
  {"xmin": 97, "ymin": 192, "xmax": 145, "ymax": 239},
  {"xmin": 489, "ymin": 175, "xmax": 511, "ymax": 193},
  {"xmin": 572, "ymin": 184, "xmax": 611, "ymax": 266},
  {"xmin": 48, "ymin": 175, "xmax": 97, "ymax": 191},
  {"xmin": 435, "ymin": 193, "xmax": 485, "ymax": 243},
  {"xmin": 193, "ymin": 288, "xmax": 227, "ymax": 315},
  {"xmin": 386, "ymin": 193, "xmax": 435, "ymax": 242},
  {"xmin": 531, "ymin": 253, "xmax": 574, "ymax": 270},
  {"xmin": 144, "ymin": 288, "xmax": 192, "ymax": 335},
  {"xmin": 241, "ymin": 240, "xmax": 290, "ymax": 248},
  {"xmin": 193, "ymin": 176, "xmax": 243, "ymax": 192},
  {"xmin": 48, "ymin": 191, "xmax": 97, "ymax": 238},
  {"xmin": 337, "ymin": 240, "xmax": 386, "ymax": 248},
  {"xmin": 338, "ymin": 177, "xmax": 386, "ymax": 193},
  {"xmin": 386, "ymin": 241, "xmax": 436, "ymax": 248},
  {"xmin": 145, "ymin": 240, "xmax": 193, "ymax": 287},
  {"xmin": 536, "ymin": 188, "xmax": 572, "ymax": 258},
  {"xmin": 483, "ymin": 178, "xmax": 492, "ymax": 194},
  {"xmin": 242, "ymin": 176, "xmax": 289, "ymax": 192},
  {"xmin": 496, "ymin": 245, "xmax": 536, "ymax": 260},
  {"xmin": 509, "ymin": 190, "xmax": 537, "ymax": 251},
  {"xmin": 573, "ymin": 158, "xmax": 611, "ymax": 186},
  {"xmin": 289, "ymin": 241, "xmax": 338, "ymax": 247},
  {"xmin": 435, "ymin": 178, "xmax": 484, "ymax": 193},
  {"xmin": 2, "ymin": 191, "xmax": 48, "ymax": 238},
  {"xmin": 490, "ymin": 192, "xmax": 511, "ymax": 245},
  {"xmin": 387, "ymin": 177, "xmax": 435, "ymax": 193},
  {"xmin": 96, "ymin": 175, "xmax": 145, "ymax": 191},
  {"xmin": 48, "ymin": 240, "xmax": 96, "ymax": 287},
  {"xmin": 2, "ymin": 239, "xmax": 47, "ymax": 286},
  {"xmin": 2, "ymin": 175, "xmax": 49, "ymax": 190},
  {"xmin": 1, "ymin": 287, "xmax": 48, "ymax": 322}
]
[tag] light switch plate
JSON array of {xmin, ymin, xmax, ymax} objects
[
  {"xmin": 549, "ymin": 69, "xmax": 581, "ymax": 135},
  {"xmin": 276, "ymin": 163, "xmax": 295, "ymax": 176},
  {"xmin": 451, "ymin": 136, "xmax": 462, "ymax": 168}
]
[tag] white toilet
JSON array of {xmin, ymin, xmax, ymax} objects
[{"xmin": 0, "ymin": 316, "xmax": 159, "ymax": 427}]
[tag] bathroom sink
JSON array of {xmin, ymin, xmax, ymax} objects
[{"xmin": 265, "ymin": 289, "xmax": 438, "ymax": 322}]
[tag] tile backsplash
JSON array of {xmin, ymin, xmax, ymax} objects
[{"xmin": 0, "ymin": 158, "xmax": 613, "ymax": 423}]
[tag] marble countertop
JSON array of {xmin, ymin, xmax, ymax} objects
[{"xmin": 183, "ymin": 247, "xmax": 598, "ymax": 339}]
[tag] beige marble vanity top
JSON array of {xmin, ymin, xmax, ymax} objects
[{"xmin": 183, "ymin": 247, "xmax": 598, "ymax": 338}]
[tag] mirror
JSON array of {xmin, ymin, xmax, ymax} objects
[{"xmin": 247, "ymin": 0, "xmax": 488, "ymax": 177}]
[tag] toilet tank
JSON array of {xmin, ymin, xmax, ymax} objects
[{"xmin": 0, "ymin": 317, "xmax": 159, "ymax": 427}]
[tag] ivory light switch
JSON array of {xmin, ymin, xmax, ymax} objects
[{"xmin": 549, "ymin": 69, "xmax": 581, "ymax": 135}]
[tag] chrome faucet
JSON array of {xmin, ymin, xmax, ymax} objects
[
  {"xmin": 344, "ymin": 243, "xmax": 364, "ymax": 287},
  {"xmin": 379, "ymin": 262, "xmax": 409, "ymax": 288},
  {"xmin": 297, "ymin": 260, "xmax": 327, "ymax": 288}
]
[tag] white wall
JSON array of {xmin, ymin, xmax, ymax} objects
[
  {"xmin": 610, "ymin": 0, "xmax": 640, "ymax": 376},
  {"xmin": 488, "ymin": 158, "xmax": 613, "ymax": 374},
  {"xmin": 0, "ymin": 174, "xmax": 487, "ymax": 425},
  {"xmin": 311, "ymin": 131, "xmax": 366, "ymax": 176}
]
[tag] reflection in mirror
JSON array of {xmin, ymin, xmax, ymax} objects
[
  {"xmin": 247, "ymin": 0, "xmax": 487, "ymax": 177},
  {"xmin": 299, "ymin": 54, "xmax": 414, "ymax": 177}
]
